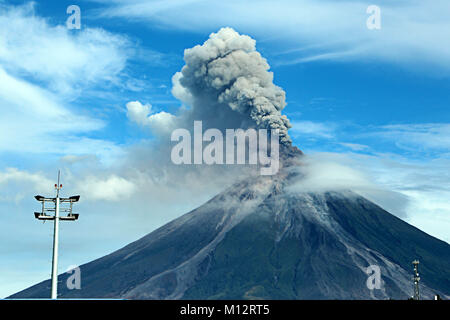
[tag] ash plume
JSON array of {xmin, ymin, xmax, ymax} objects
[
  {"xmin": 119, "ymin": 28, "xmax": 302, "ymax": 203},
  {"xmin": 172, "ymin": 27, "xmax": 293, "ymax": 145}
]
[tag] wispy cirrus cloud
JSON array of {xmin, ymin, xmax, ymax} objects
[
  {"xmin": 0, "ymin": 2, "xmax": 131, "ymax": 96},
  {"xmin": 0, "ymin": 65, "xmax": 124, "ymax": 161},
  {"xmin": 290, "ymin": 120, "xmax": 336, "ymax": 139},
  {"xmin": 93, "ymin": 0, "xmax": 450, "ymax": 73},
  {"xmin": 373, "ymin": 123, "xmax": 450, "ymax": 152},
  {"xmin": 0, "ymin": 3, "xmax": 134, "ymax": 161},
  {"xmin": 339, "ymin": 142, "xmax": 369, "ymax": 151},
  {"xmin": 291, "ymin": 120, "xmax": 450, "ymax": 156}
]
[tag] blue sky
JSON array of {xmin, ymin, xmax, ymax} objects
[{"xmin": 0, "ymin": 0, "xmax": 449, "ymax": 298}]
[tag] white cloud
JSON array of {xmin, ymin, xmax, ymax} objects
[
  {"xmin": 405, "ymin": 190, "xmax": 450, "ymax": 243},
  {"xmin": 280, "ymin": 120, "xmax": 450, "ymax": 242},
  {"xmin": 291, "ymin": 120, "xmax": 450, "ymax": 156},
  {"xmin": 0, "ymin": 168, "xmax": 52, "ymax": 192},
  {"xmin": 339, "ymin": 142, "xmax": 369, "ymax": 151},
  {"xmin": 171, "ymin": 71, "xmax": 193, "ymax": 106},
  {"xmin": 286, "ymin": 153, "xmax": 407, "ymax": 217},
  {"xmin": 0, "ymin": 66, "xmax": 124, "ymax": 162},
  {"xmin": 126, "ymin": 100, "xmax": 175, "ymax": 132},
  {"xmin": 290, "ymin": 120, "xmax": 336, "ymax": 139},
  {"xmin": 289, "ymin": 154, "xmax": 373, "ymax": 191},
  {"xmin": 0, "ymin": 2, "xmax": 130, "ymax": 95},
  {"xmin": 97, "ymin": 0, "xmax": 450, "ymax": 73},
  {"xmin": 76, "ymin": 175, "xmax": 137, "ymax": 202},
  {"xmin": 292, "ymin": 152, "xmax": 450, "ymax": 243},
  {"xmin": 60, "ymin": 154, "xmax": 99, "ymax": 164},
  {"xmin": 374, "ymin": 123, "xmax": 450, "ymax": 152},
  {"xmin": 288, "ymin": 119, "xmax": 450, "ymax": 242},
  {"xmin": 0, "ymin": 66, "xmax": 102, "ymax": 135},
  {"xmin": 0, "ymin": 168, "xmax": 54, "ymax": 203},
  {"xmin": 0, "ymin": 3, "xmax": 131, "ymax": 162}
]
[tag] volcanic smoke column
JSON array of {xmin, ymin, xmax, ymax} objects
[{"xmin": 172, "ymin": 27, "xmax": 292, "ymax": 145}]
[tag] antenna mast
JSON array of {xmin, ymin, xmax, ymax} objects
[{"xmin": 412, "ymin": 260, "xmax": 420, "ymax": 300}]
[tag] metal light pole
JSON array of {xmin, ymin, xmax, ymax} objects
[
  {"xmin": 34, "ymin": 170, "xmax": 80, "ymax": 299},
  {"xmin": 51, "ymin": 177, "xmax": 60, "ymax": 300}
]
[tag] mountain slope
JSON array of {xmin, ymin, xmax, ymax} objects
[{"xmin": 10, "ymin": 166, "xmax": 450, "ymax": 300}]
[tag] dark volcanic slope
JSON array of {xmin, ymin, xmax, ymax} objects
[{"xmin": 10, "ymin": 169, "xmax": 450, "ymax": 300}]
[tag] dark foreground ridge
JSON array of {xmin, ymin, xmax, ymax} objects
[{"xmin": 10, "ymin": 149, "xmax": 450, "ymax": 299}]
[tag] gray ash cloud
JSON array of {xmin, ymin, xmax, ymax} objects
[{"xmin": 172, "ymin": 27, "xmax": 292, "ymax": 145}]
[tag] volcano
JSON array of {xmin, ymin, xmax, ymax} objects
[{"xmin": 10, "ymin": 146, "xmax": 450, "ymax": 300}]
